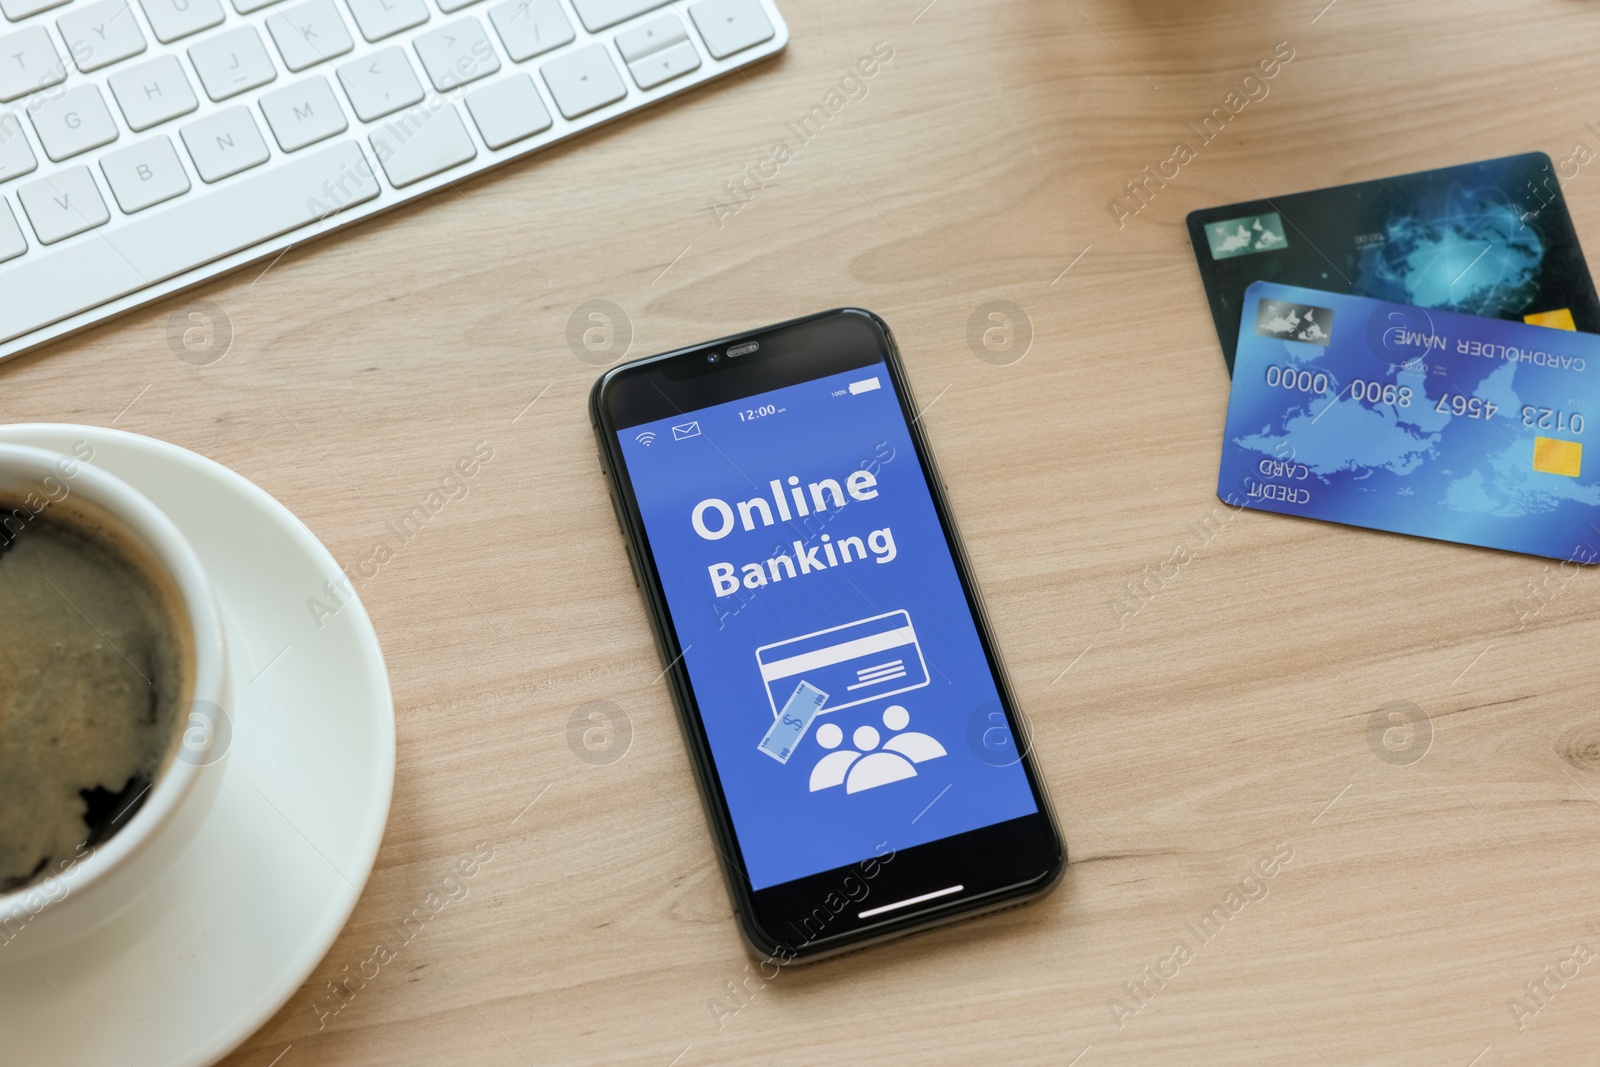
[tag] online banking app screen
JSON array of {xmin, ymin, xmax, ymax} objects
[{"xmin": 620, "ymin": 362, "xmax": 1038, "ymax": 889}]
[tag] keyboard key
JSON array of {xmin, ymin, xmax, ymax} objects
[
  {"xmin": 189, "ymin": 26, "xmax": 278, "ymax": 101},
  {"xmin": 345, "ymin": 0, "xmax": 427, "ymax": 43},
  {"xmin": 627, "ymin": 38, "xmax": 696, "ymax": 89},
  {"xmin": 567, "ymin": 0, "xmax": 667, "ymax": 33},
  {"xmin": 413, "ymin": 17, "xmax": 497, "ymax": 91},
  {"xmin": 464, "ymin": 71, "xmax": 547, "ymax": 148},
  {"xmin": 139, "ymin": 0, "xmax": 224, "ymax": 43},
  {"xmin": 368, "ymin": 99, "xmax": 473, "ymax": 186},
  {"xmin": 0, "ymin": 0, "xmax": 67, "ymax": 21},
  {"xmin": 100, "ymin": 134, "xmax": 189, "ymax": 211},
  {"xmin": 180, "ymin": 104, "xmax": 269, "ymax": 181},
  {"xmin": 336, "ymin": 46, "xmax": 421, "ymax": 120},
  {"xmin": 0, "ymin": 27, "xmax": 66, "ymax": 104},
  {"xmin": 486, "ymin": 0, "xmax": 570, "ymax": 62},
  {"xmin": 0, "ymin": 141, "xmax": 378, "ymax": 344},
  {"xmin": 687, "ymin": 0, "xmax": 771, "ymax": 59},
  {"xmin": 615, "ymin": 12, "xmax": 682, "ymax": 62},
  {"xmin": 260, "ymin": 75, "xmax": 346, "ymax": 150},
  {"xmin": 435, "ymin": 0, "xmax": 480, "ymax": 12},
  {"xmin": 539, "ymin": 43, "xmax": 623, "ymax": 119},
  {"xmin": 0, "ymin": 113, "xmax": 38, "ymax": 182},
  {"xmin": 57, "ymin": 0, "xmax": 147, "ymax": 73},
  {"xmin": 30, "ymin": 85, "xmax": 118, "ymax": 161},
  {"xmin": 108, "ymin": 54, "xmax": 198, "ymax": 130},
  {"xmin": 17, "ymin": 166, "xmax": 108, "ymax": 243},
  {"xmin": 232, "ymin": 0, "xmax": 284, "ymax": 13},
  {"xmin": 267, "ymin": 0, "xmax": 354, "ymax": 71},
  {"xmin": 0, "ymin": 198, "xmax": 24, "ymax": 262}
]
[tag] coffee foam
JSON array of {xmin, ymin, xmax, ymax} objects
[{"xmin": 0, "ymin": 492, "xmax": 195, "ymax": 891}]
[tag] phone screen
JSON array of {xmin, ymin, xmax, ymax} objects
[{"xmin": 616, "ymin": 352, "xmax": 1040, "ymax": 891}]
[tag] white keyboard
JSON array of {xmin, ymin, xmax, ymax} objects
[{"xmin": 0, "ymin": 0, "xmax": 786, "ymax": 360}]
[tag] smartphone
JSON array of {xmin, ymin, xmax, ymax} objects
[{"xmin": 590, "ymin": 308, "xmax": 1064, "ymax": 961}]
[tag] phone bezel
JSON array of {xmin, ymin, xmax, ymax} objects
[{"xmin": 590, "ymin": 308, "xmax": 1064, "ymax": 961}]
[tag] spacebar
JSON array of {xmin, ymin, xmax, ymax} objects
[{"xmin": 0, "ymin": 142, "xmax": 380, "ymax": 345}]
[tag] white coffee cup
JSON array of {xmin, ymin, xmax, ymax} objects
[{"xmin": 0, "ymin": 442, "xmax": 228, "ymax": 963}]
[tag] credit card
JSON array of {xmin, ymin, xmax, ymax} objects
[
  {"xmin": 754, "ymin": 610, "xmax": 930, "ymax": 719},
  {"xmin": 1221, "ymin": 281, "xmax": 1600, "ymax": 562},
  {"xmin": 756, "ymin": 681, "xmax": 829, "ymax": 764},
  {"xmin": 1188, "ymin": 154, "xmax": 1600, "ymax": 373}
]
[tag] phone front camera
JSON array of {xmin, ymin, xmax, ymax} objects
[{"xmin": 707, "ymin": 353, "xmax": 720, "ymax": 362}]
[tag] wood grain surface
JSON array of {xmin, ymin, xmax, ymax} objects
[{"xmin": 8, "ymin": 0, "xmax": 1600, "ymax": 1063}]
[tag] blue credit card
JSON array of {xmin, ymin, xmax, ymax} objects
[{"xmin": 1220, "ymin": 281, "xmax": 1600, "ymax": 562}]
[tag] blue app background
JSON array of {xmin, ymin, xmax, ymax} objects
[
  {"xmin": 1223, "ymin": 281, "xmax": 1600, "ymax": 562},
  {"xmin": 620, "ymin": 363, "xmax": 1038, "ymax": 889}
]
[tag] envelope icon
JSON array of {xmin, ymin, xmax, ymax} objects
[{"xmin": 672, "ymin": 421, "xmax": 701, "ymax": 440}]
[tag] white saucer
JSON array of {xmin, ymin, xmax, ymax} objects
[{"xmin": 0, "ymin": 425, "xmax": 395, "ymax": 1066}]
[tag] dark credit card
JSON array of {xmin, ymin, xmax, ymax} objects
[{"xmin": 1188, "ymin": 153, "xmax": 1600, "ymax": 374}]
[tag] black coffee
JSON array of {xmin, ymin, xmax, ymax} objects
[{"xmin": 0, "ymin": 506, "xmax": 190, "ymax": 891}]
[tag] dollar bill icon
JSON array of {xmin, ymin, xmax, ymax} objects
[{"xmin": 757, "ymin": 681, "xmax": 828, "ymax": 764}]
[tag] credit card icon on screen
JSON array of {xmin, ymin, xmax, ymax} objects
[{"xmin": 755, "ymin": 610, "xmax": 930, "ymax": 720}]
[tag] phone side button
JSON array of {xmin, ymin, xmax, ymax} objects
[
  {"xmin": 622, "ymin": 542, "xmax": 642, "ymax": 587},
  {"xmin": 608, "ymin": 492, "xmax": 626, "ymax": 534}
]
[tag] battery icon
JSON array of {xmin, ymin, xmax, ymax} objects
[{"xmin": 848, "ymin": 377, "xmax": 881, "ymax": 395}]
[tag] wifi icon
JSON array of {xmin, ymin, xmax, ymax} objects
[{"xmin": 635, "ymin": 431, "xmax": 657, "ymax": 447}]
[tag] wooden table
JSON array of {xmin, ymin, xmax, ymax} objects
[{"xmin": 8, "ymin": 0, "xmax": 1600, "ymax": 1062}]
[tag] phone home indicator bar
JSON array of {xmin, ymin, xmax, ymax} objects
[{"xmin": 858, "ymin": 884, "xmax": 964, "ymax": 919}]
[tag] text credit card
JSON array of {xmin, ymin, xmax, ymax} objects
[{"xmin": 1220, "ymin": 281, "xmax": 1600, "ymax": 562}]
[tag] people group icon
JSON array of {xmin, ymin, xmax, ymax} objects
[{"xmin": 809, "ymin": 704, "xmax": 946, "ymax": 794}]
